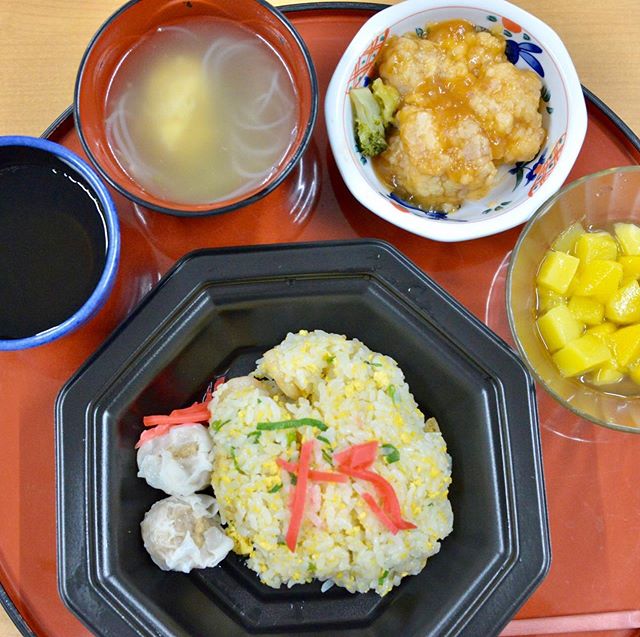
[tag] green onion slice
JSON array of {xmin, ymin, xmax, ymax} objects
[
  {"xmin": 211, "ymin": 418, "xmax": 230, "ymax": 431},
  {"xmin": 386, "ymin": 385, "xmax": 396, "ymax": 402},
  {"xmin": 256, "ymin": 418, "xmax": 328, "ymax": 431},
  {"xmin": 230, "ymin": 447, "xmax": 246, "ymax": 475},
  {"xmin": 380, "ymin": 443, "xmax": 400, "ymax": 464}
]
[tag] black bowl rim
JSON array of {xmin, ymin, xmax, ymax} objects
[
  {"xmin": 73, "ymin": 0, "xmax": 319, "ymax": 217},
  {"xmin": 55, "ymin": 239, "xmax": 550, "ymax": 637}
]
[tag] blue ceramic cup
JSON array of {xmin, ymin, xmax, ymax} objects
[{"xmin": 0, "ymin": 136, "xmax": 120, "ymax": 350}]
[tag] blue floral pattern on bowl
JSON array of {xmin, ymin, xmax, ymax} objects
[
  {"xmin": 487, "ymin": 13, "xmax": 546, "ymax": 77},
  {"xmin": 505, "ymin": 40, "xmax": 544, "ymax": 77},
  {"xmin": 388, "ymin": 193, "xmax": 467, "ymax": 221},
  {"xmin": 510, "ymin": 152, "xmax": 547, "ymax": 190},
  {"xmin": 345, "ymin": 7, "xmax": 568, "ymax": 225}
]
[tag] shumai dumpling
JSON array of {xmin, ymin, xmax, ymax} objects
[
  {"xmin": 136, "ymin": 423, "xmax": 213, "ymax": 496},
  {"xmin": 141, "ymin": 494, "xmax": 233, "ymax": 572}
]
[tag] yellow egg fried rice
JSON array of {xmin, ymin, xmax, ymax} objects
[{"xmin": 209, "ymin": 330, "xmax": 453, "ymax": 595}]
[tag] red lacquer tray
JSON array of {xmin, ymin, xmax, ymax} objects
[{"xmin": 2, "ymin": 4, "xmax": 640, "ymax": 637}]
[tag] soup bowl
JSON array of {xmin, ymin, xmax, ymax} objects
[
  {"xmin": 325, "ymin": 0, "xmax": 587, "ymax": 242},
  {"xmin": 74, "ymin": 0, "xmax": 317, "ymax": 217},
  {"xmin": 0, "ymin": 136, "xmax": 119, "ymax": 351}
]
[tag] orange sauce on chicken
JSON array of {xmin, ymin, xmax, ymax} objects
[{"xmin": 371, "ymin": 19, "xmax": 545, "ymax": 212}]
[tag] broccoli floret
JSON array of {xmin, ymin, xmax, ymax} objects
[
  {"xmin": 349, "ymin": 86, "xmax": 388, "ymax": 157},
  {"xmin": 371, "ymin": 78, "xmax": 401, "ymax": 126}
]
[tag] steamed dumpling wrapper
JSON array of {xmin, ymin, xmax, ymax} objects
[
  {"xmin": 141, "ymin": 494, "xmax": 233, "ymax": 572},
  {"xmin": 136, "ymin": 423, "xmax": 213, "ymax": 496}
]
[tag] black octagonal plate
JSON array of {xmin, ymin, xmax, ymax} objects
[{"xmin": 56, "ymin": 240, "xmax": 549, "ymax": 637}]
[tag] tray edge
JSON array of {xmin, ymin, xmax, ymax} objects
[{"xmin": 1, "ymin": 3, "xmax": 639, "ymax": 637}]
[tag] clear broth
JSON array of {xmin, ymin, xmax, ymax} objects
[{"xmin": 105, "ymin": 17, "xmax": 299, "ymax": 205}]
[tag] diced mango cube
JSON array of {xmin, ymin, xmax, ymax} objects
[
  {"xmin": 552, "ymin": 334, "xmax": 611, "ymax": 377},
  {"xmin": 565, "ymin": 272, "xmax": 581, "ymax": 297},
  {"xmin": 590, "ymin": 364, "xmax": 624, "ymax": 386},
  {"xmin": 536, "ymin": 251, "xmax": 580, "ymax": 294},
  {"xmin": 619, "ymin": 255, "xmax": 640, "ymax": 280},
  {"xmin": 605, "ymin": 279, "xmax": 640, "ymax": 323},
  {"xmin": 536, "ymin": 287, "xmax": 566, "ymax": 312},
  {"xmin": 609, "ymin": 323, "xmax": 640, "ymax": 368},
  {"xmin": 568, "ymin": 296, "xmax": 604, "ymax": 325},
  {"xmin": 552, "ymin": 221, "xmax": 585, "ymax": 254},
  {"xmin": 629, "ymin": 364, "xmax": 640, "ymax": 386},
  {"xmin": 537, "ymin": 305, "xmax": 584, "ymax": 352},
  {"xmin": 620, "ymin": 276, "xmax": 638, "ymax": 289},
  {"xmin": 574, "ymin": 231, "xmax": 618, "ymax": 264},
  {"xmin": 614, "ymin": 222, "xmax": 640, "ymax": 256},
  {"xmin": 573, "ymin": 259, "xmax": 623, "ymax": 302},
  {"xmin": 585, "ymin": 321, "xmax": 617, "ymax": 341}
]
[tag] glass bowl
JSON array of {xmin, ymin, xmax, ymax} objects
[{"xmin": 507, "ymin": 165, "xmax": 640, "ymax": 433}]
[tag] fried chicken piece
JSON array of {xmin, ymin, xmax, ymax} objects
[
  {"xmin": 466, "ymin": 31, "xmax": 507, "ymax": 75},
  {"xmin": 469, "ymin": 62, "xmax": 545, "ymax": 163},
  {"xmin": 372, "ymin": 20, "xmax": 544, "ymax": 212},
  {"xmin": 427, "ymin": 23, "xmax": 506, "ymax": 80},
  {"xmin": 375, "ymin": 105, "xmax": 496, "ymax": 210},
  {"xmin": 377, "ymin": 35, "xmax": 443, "ymax": 96}
]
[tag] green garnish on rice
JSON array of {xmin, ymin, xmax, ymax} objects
[
  {"xmin": 268, "ymin": 483, "xmax": 283, "ymax": 493},
  {"xmin": 380, "ymin": 443, "xmax": 400, "ymax": 464},
  {"xmin": 211, "ymin": 418, "xmax": 230, "ymax": 431},
  {"xmin": 256, "ymin": 418, "xmax": 328, "ymax": 431},
  {"xmin": 230, "ymin": 447, "xmax": 246, "ymax": 475}
]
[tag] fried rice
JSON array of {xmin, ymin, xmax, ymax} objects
[{"xmin": 209, "ymin": 329, "xmax": 453, "ymax": 595}]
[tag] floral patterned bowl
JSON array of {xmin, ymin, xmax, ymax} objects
[{"xmin": 325, "ymin": 0, "xmax": 587, "ymax": 242}]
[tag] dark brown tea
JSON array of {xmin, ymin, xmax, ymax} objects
[{"xmin": 0, "ymin": 147, "xmax": 107, "ymax": 339}]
